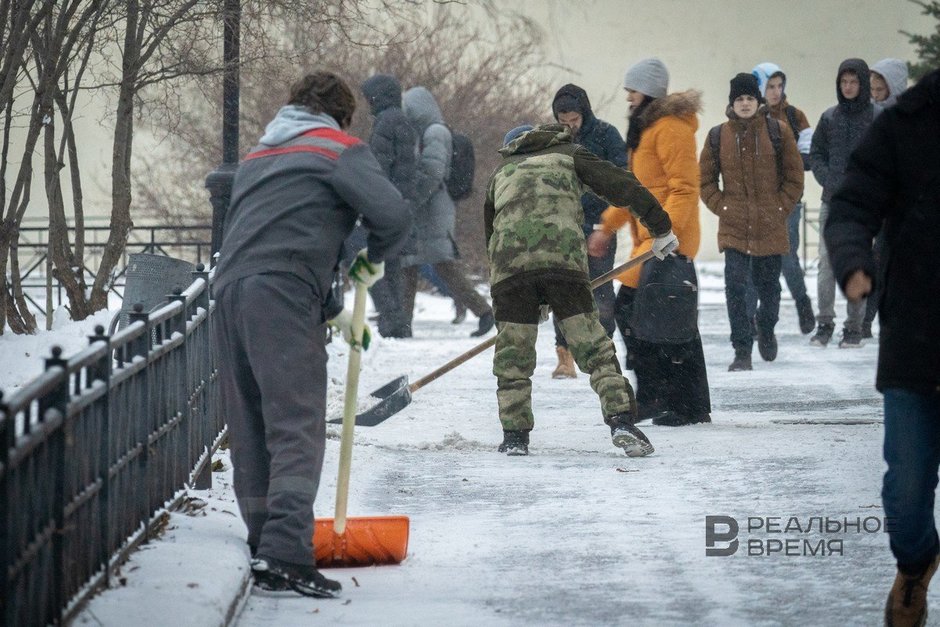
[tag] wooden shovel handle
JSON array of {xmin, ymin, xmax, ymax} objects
[{"xmin": 407, "ymin": 249, "xmax": 656, "ymax": 395}]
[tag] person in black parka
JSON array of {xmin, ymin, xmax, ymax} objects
[
  {"xmin": 360, "ymin": 74, "xmax": 417, "ymax": 338},
  {"xmin": 825, "ymin": 67, "xmax": 940, "ymax": 627}
]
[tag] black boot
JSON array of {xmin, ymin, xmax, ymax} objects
[
  {"xmin": 757, "ymin": 329, "xmax": 778, "ymax": 362},
  {"xmin": 498, "ymin": 429, "xmax": 530, "ymax": 456},
  {"xmin": 471, "ymin": 310, "xmax": 495, "ymax": 337},
  {"xmin": 653, "ymin": 412, "xmax": 712, "ymax": 427},
  {"xmin": 728, "ymin": 349, "xmax": 753, "ymax": 371},
  {"xmin": 796, "ymin": 296, "xmax": 816, "ymax": 335},
  {"xmin": 608, "ymin": 414, "xmax": 654, "ymax": 457}
]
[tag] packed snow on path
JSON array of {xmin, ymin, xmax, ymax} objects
[
  {"xmin": 10, "ymin": 264, "xmax": 918, "ymax": 626},
  {"xmin": 235, "ymin": 264, "xmax": 905, "ymax": 626}
]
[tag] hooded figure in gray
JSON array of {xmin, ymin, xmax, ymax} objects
[
  {"xmin": 870, "ymin": 58, "xmax": 909, "ymax": 107},
  {"xmin": 402, "ymin": 86, "xmax": 457, "ymax": 266}
]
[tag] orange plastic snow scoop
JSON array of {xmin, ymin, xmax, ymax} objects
[{"xmin": 313, "ymin": 281, "xmax": 409, "ymax": 567}]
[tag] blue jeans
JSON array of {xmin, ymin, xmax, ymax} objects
[
  {"xmin": 746, "ymin": 202, "xmax": 808, "ymax": 318},
  {"xmin": 883, "ymin": 388, "xmax": 940, "ymax": 570}
]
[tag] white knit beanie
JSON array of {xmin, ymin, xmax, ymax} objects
[{"xmin": 623, "ymin": 58, "xmax": 669, "ymax": 99}]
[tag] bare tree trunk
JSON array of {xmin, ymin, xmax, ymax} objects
[
  {"xmin": 91, "ymin": 0, "xmax": 139, "ymax": 312},
  {"xmin": 9, "ymin": 238, "xmax": 36, "ymax": 332},
  {"xmin": 44, "ymin": 102, "xmax": 92, "ymax": 320}
]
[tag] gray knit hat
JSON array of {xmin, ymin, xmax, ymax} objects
[{"xmin": 623, "ymin": 58, "xmax": 669, "ymax": 99}]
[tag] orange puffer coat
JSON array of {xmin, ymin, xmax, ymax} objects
[{"xmin": 599, "ymin": 90, "xmax": 703, "ymax": 288}]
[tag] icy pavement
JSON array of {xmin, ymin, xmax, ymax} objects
[{"xmin": 58, "ymin": 263, "xmax": 918, "ymax": 626}]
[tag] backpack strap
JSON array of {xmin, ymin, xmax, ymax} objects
[
  {"xmin": 708, "ymin": 124, "xmax": 722, "ymax": 184},
  {"xmin": 765, "ymin": 114, "xmax": 784, "ymax": 189},
  {"xmin": 784, "ymin": 105, "xmax": 801, "ymax": 141}
]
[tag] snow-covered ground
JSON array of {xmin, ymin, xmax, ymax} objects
[{"xmin": 4, "ymin": 263, "xmax": 917, "ymax": 626}]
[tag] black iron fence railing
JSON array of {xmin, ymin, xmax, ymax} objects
[
  {"xmin": 14, "ymin": 224, "xmax": 212, "ymax": 320},
  {"xmin": 0, "ymin": 266, "xmax": 223, "ymax": 626}
]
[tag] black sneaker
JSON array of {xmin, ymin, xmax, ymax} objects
[
  {"xmin": 251, "ymin": 556, "xmax": 342, "ymax": 598},
  {"xmin": 609, "ymin": 417, "xmax": 654, "ymax": 457},
  {"xmin": 757, "ymin": 329, "xmax": 778, "ymax": 362},
  {"xmin": 796, "ymin": 296, "xmax": 816, "ymax": 335},
  {"xmin": 471, "ymin": 310, "xmax": 495, "ymax": 337},
  {"xmin": 652, "ymin": 412, "xmax": 712, "ymax": 427},
  {"xmin": 838, "ymin": 328, "xmax": 864, "ymax": 348},
  {"xmin": 498, "ymin": 429, "xmax": 529, "ymax": 456},
  {"xmin": 861, "ymin": 321, "xmax": 873, "ymax": 339},
  {"xmin": 728, "ymin": 350, "xmax": 752, "ymax": 371},
  {"xmin": 810, "ymin": 322, "xmax": 835, "ymax": 347}
]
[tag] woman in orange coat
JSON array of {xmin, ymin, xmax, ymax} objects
[{"xmin": 588, "ymin": 57, "xmax": 711, "ymax": 426}]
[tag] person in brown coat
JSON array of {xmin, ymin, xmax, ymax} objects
[{"xmin": 699, "ymin": 73, "xmax": 804, "ymax": 371}]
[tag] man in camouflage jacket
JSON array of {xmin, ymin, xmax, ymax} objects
[{"xmin": 483, "ymin": 124, "xmax": 677, "ymax": 457}]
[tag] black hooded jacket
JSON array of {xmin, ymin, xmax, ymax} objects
[
  {"xmin": 552, "ymin": 84, "xmax": 628, "ymax": 232},
  {"xmin": 810, "ymin": 59, "xmax": 882, "ymax": 202},
  {"xmin": 825, "ymin": 69, "xmax": 940, "ymax": 394},
  {"xmin": 361, "ymin": 74, "xmax": 417, "ymax": 201}
]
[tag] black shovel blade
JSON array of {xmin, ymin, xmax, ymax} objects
[{"xmin": 328, "ymin": 375, "xmax": 412, "ymax": 427}]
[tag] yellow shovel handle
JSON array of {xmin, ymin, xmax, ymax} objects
[{"xmin": 334, "ymin": 282, "xmax": 368, "ymax": 534}]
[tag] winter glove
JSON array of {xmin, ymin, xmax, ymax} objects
[
  {"xmin": 651, "ymin": 230, "xmax": 679, "ymax": 260},
  {"xmin": 348, "ymin": 248, "xmax": 385, "ymax": 288},
  {"xmin": 328, "ymin": 308, "xmax": 372, "ymax": 351},
  {"xmin": 539, "ymin": 304, "xmax": 551, "ymax": 324}
]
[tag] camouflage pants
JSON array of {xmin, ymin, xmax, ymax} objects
[{"xmin": 493, "ymin": 311, "xmax": 635, "ymax": 431}]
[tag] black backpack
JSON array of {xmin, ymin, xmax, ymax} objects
[
  {"xmin": 446, "ymin": 131, "xmax": 475, "ymax": 200},
  {"xmin": 629, "ymin": 255, "xmax": 699, "ymax": 345},
  {"xmin": 708, "ymin": 114, "xmax": 784, "ymax": 187}
]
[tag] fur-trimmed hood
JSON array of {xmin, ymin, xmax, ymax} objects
[{"xmin": 638, "ymin": 90, "xmax": 702, "ymax": 128}]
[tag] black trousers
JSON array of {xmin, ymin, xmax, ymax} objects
[{"xmin": 614, "ymin": 285, "xmax": 712, "ymax": 419}]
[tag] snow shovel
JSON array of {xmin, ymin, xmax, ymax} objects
[
  {"xmin": 314, "ymin": 281, "xmax": 409, "ymax": 567},
  {"xmin": 345, "ymin": 249, "xmax": 657, "ymax": 427}
]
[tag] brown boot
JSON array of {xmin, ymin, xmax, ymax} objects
[
  {"xmin": 551, "ymin": 346, "xmax": 577, "ymax": 379},
  {"xmin": 885, "ymin": 555, "xmax": 940, "ymax": 627}
]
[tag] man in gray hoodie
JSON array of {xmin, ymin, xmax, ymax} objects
[{"xmin": 213, "ymin": 71, "xmax": 411, "ymax": 598}]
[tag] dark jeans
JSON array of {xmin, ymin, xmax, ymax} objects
[
  {"xmin": 746, "ymin": 202, "xmax": 807, "ymax": 318},
  {"xmin": 555, "ymin": 234, "xmax": 616, "ymax": 347},
  {"xmin": 726, "ymin": 249, "xmax": 782, "ymax": 352},
  {"xmin": 614, "ymin": 285, "xmax": 711, "ymax": 419},
  {"xmin": 882, "ymin": 388, "xmax": 940, "ymax": 571}
]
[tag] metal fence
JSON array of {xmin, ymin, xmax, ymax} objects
[
  {"xmin": 0, "ymin": 266, "xmax": 223, "ymax": 626},
  {"xmin": 14, "ymin": 224, "xmax": 212, "ymax": 321}
]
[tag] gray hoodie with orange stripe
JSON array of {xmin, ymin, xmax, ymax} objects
[{"xmin": 214, "ymin": 106, "xmax": 412, "ymax": 315}]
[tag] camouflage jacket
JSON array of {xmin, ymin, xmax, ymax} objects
[{"xmin": 483, "ymin": 124, "xmax": 671, "ymax": 287}]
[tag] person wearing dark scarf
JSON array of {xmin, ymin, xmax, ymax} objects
[{"xmin": 588, "ymin": 57, "xmax": 712, "ymax": 427}]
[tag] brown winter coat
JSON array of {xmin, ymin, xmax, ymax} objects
[
  {"xmin": 699, "ymin": 108, "xmax": 804, "ymax": 256},
  {"xmin": 767, "ymin": 97, "xmax": 811, "ymax": 133},
  {"xmin": 601, "ymin": 90, "xmax": 702, "ymax": 288}
]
